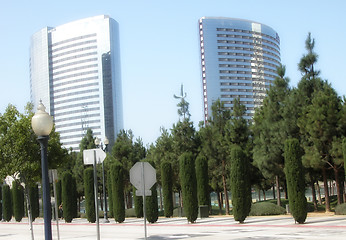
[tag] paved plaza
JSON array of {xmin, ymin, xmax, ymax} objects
[{"xmin": 1, "ymin": 214, "xmax": 346, "ymax": 239}]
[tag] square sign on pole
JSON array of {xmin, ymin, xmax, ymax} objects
[{"xmin": 83, "ymin": 149, "xmax": 106, "ymax": 165}]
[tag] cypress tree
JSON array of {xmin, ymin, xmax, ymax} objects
[
  {"xmin": 62, "ymin": 172, "xmax": 77, "ymax": 222},
  {"xmin": 2, "ymin": 184, "xmax": 12, "ymax": 222},
  {"xmin": 110, "ymin": 163, "xmax": 125, "ymax": 223},
  {"xmin": 133, "ymin": 187, "xmax": 143, "ymax": 218},
  {"xmin": 0, "ymin": 185, "xmax": 2, "ymax": 221},
  {"xmin": 12, "ymin": 181, "xmax": 25, "ymax": 222},
  {"xmin": 179, "ymin": 152, "xmax": 198, "ymax": 223},
  {"xmin": 343, "ymin": 138, "xmax": 346, "ymax": 179},
  {"xmin": 230, "ymin": 145, "xmax": 252, "ymax": 223},
  {"xmin": 284, "ymin": 138, "xmax": 307, "ymax": 224},
  {"xmin": 146, "ymin": 183, "xmax": 158, "ymax": 223},
  {"xmin": 195, "ymin": 154, "xmax": 210, "ymax": 207},
  {"xmin": 84, "ymin": 167, "xmax": 96, "ymax": 223},
  {"xmin": 161, "ymin": 161, "xmax": 173, "ymax": 217},
  {"xmin": 56, "ymin": 180, "xmax": 62, "ymax": 217},
  {"xmin": 107, "ymin": 170, "xmax": 113, "ymax": 218},
  {"xmin": 29, "ymin": 184, "xmax": 39, "ymax": 221}
]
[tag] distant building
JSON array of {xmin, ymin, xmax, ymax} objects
[
  {"xmin": 199, "ymin": 17, "xmax": 281, "ymax": 121},
  {"xmin": 30, "ymin": 15, "xmax": 123, "ymax": 150}
]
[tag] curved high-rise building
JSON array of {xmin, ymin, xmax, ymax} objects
[
  {"xmin": 199, "ymin": 17, "xmax": 281, "ymax": 121},
  {"xmin": 30, "ymin": 15, "xmax": 123, "ymax": 151}
]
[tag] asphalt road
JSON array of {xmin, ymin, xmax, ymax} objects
[{"xmin": 1, "ymin": 214, "xmax": 346, "ymax": 240}]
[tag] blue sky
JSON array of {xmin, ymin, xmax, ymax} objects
[{"xmin": 1, "ymin": 0, "xmax": 345, "ymax": 145}]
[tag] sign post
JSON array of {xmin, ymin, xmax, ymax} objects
[
  {"xmin": 130, "ymin": 162, "xmax": 156, "ymax": 240},
  {"xmin": 83, "ymin": 149, "xmax": 106, "ymax": 240}
]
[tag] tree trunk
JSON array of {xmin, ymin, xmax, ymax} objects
[
  {"xmin": 316, "ymin": 182, "xmax": 322, "ymax": 204},
  {"xmin": 276, "ymin": 175, "xmax": 281, "ymax": 206},
  {"xmin": 216, "ymin": 191, "xmax": 222, "ymax": 215},
  {"xmin": 272, "ymin": 184, "xmax": 276, "ymax": 199},
  {"xmin": 222, "ymin": 161, "xmax": 230, "ymax": 215},
  {"xmin": 283, "ymin": 180, "xmax": 288, "ymax": 199},
  {"xmin": 322, "ymin": 167, "xmax": 331, "ymax": 212},
  {"xmin": 263, "ymin": 190, "xmax": 266, "ymax": 201},
  {"xmin": 310, "ymin": 180, "xmax": 317, "ymax": 212},
  {"xmin": 258, "ymin": 188, "xmax": 261, "ymax": 201},
  {"xmin": 334, "ymin": 168, "xmax": 342, "ymax": 205}
]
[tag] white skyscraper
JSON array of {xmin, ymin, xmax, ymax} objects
[
  {"xmin": 30, "ymin": 15, "xmax": 123, "ymax": 150},
  {"xmin": 199, "ymin": 17, "xmax": 281, "ymax": 121}
]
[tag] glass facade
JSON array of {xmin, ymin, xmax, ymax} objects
[
  {"xmin": 199, "ymin": 17, "xmax": 281, "ymax": 121},
  {"xmin": 30, "ymin": 15, "xmax": 123, "ymax": 151}
]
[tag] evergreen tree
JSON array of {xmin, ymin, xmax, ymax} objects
[
  {"xmin": 29, "ymin": 184, "xmax": 39, "ymax": 221},
  {"xmin": 62, "ymin": 172, "xmax": 77, "ymax": 222},
  {"xmin": 12, "ymin": 181, "xmax": 24, "ymax": 222},
  {"xmin": 343, "ymin": 138, "xmax": 346, "ymax": 179},
  {"xmin": 195, "ymin": 154, "xmax": 209, "ymax": 207},
  {"xmin": 230, "ymin": 145, "xmax": 252, "ymax": 223},
  {"xmin": 161, "ymin": 161, "xmax": 173, "ymax": 217},
  {"xmin": 179, "ymin": 152, "xmax": 198, "ymax": 223},
  {"xmin": 84, "ymin": 167, "xmax": 95, "ymax": 223},
  {"xmin": 107, "ymin": 170, "xmax": 113, "ymax": 218},
  {"xmin": 2, "ymin": 184, "xmax": 12, "ymax": 222},
  {"xmin": 146, "ymin": 183, "xmax": 158, "ymax": 223},
  {"xmin": 133, "ymin": 187, "xmax": 143, "ymax": 218},
  {"xmin": 284, "ymin": 138, "xmax": 307, "ymax": 224},
  {"xmin": 110, "ymin": 162, "xmax": 125, "ymax": 223},
  {"xmin": 56, "ymin": 180, "xmax": 62, "ymax": 217},
  {"xmin": 253, "ymin": 65, "xmax": 290, "ymax": 206},
  {"xmin": 0, "ymin": 186, "xmax": 2, "ymax": 220}
]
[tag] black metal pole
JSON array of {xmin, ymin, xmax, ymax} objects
[{"xmin": 38, "ymin": 135, "xmax": 52, "ymax": 240}]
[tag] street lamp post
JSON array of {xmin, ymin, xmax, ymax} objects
[
  {"xmin": 32, "ymin": 102, "xmax": 53, "ymax": 240},
  {"xmin": 95, "ymin": 137, "xmax": 109, "ymax": 223}
]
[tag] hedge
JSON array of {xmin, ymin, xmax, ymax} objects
[
  {"xmin": 12, "ymin": 181, "xmax": 25, "ymax": 222},
  {"xmin": 2, "ymin": 184, "xmax": 12, "ymax": 222},
  {"xmin": 84, "ymin": 167, "xmax": 96, "ymax": 223},
  {"xmin": 179, "ymin": 152, "xmax": 198, "ymax": 223},
  {"xmin": 284, "ymin": 138, "xmax": 307, "ymax": 224},
  {"xmin": 230, "ymin": 145, "xmax": 252, "ymax": 223},
  {"xmin": 161, "ymin": 161, "xmax": 173, "ymax": 217},
  {"xmin": 62, "ymin": 172, "xmax": 77, "ymax": 222},
  {"xmin": 110, "ymin": 163, "xmax": 125, "ymax": 223}
]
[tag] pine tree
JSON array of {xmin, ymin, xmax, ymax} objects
[
  {"xmin": 84, "ymin": 167, "xmax": 95, "ymax": 223},
  {"xmin": 179, "ymin": 152, "xmax": 198, "ymax": 223},
  {"xmin": 161, "ymin": 161, "xmax": 173, "ymax": 217},
  {"xmin": 284, "ymin": 138, "xmax": 307, "ymax": 224},
  {"xmin": 230, "ymin": 145, "xmax": 252, "ymax": 223}
]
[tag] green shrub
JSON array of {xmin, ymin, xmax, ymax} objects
[
  {"xmin": 2, "ymin": 184, "xmax": 12, "ymax": 222},
  {"xmin": 0, "ymin": 185, "xmax": 2, "ymax": 220},
  {"xmin": 161, "ymin": 161, "xmax": 173, "ymax": 217},
  {"xmin": 179, "ymin": 152, "xmax": 198, "ymax": 223},
  {"xmin": 29, "ymin": 184, "xmax": 40, "ymax": 221},
  {"xmin": 249, "ymin": 202, "xmax": 286, "ymax": 216},
  {"xmin": 107, "ymin": 170, "xmax": 113, "ymax": 218},
  {"xmin": 146, "ymin": 183, "xmax": 158, "ymax": 223},
  {"xmin": 133, "ymin": 187, "xmax": 143, "ymax": 218},
  {"xmin": 110, "ymin": 163, "xmax": 125, "ymax": 223},
  {"xmin": 335, "ymin": 203, "xmax": 346, "ymax": 215},
  {"xmin": 12, "ymin": 181, "xmax": 25, "ymax": 222},
  {"xmin": 284, "ymin": 138, "xmax": 307, "ymax": 224},
  {"xmin": 230, "ymin": 145, "xmax": 252, "ymax": 223},
  {"xmin": 84, "ymin": 167, "xmax": 95, "ymax": 223},
  {"xmin": 62, "ymin": 172, "xmax": 77, "ymax": 223},
  {"xmin": 195, "ymin": 154, "xmax": 210, "ymax": 207}
]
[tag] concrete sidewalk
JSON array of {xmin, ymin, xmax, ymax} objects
[{"xmin": 1, "ymin": 214, "xmax": 346, "ymax": 239}]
